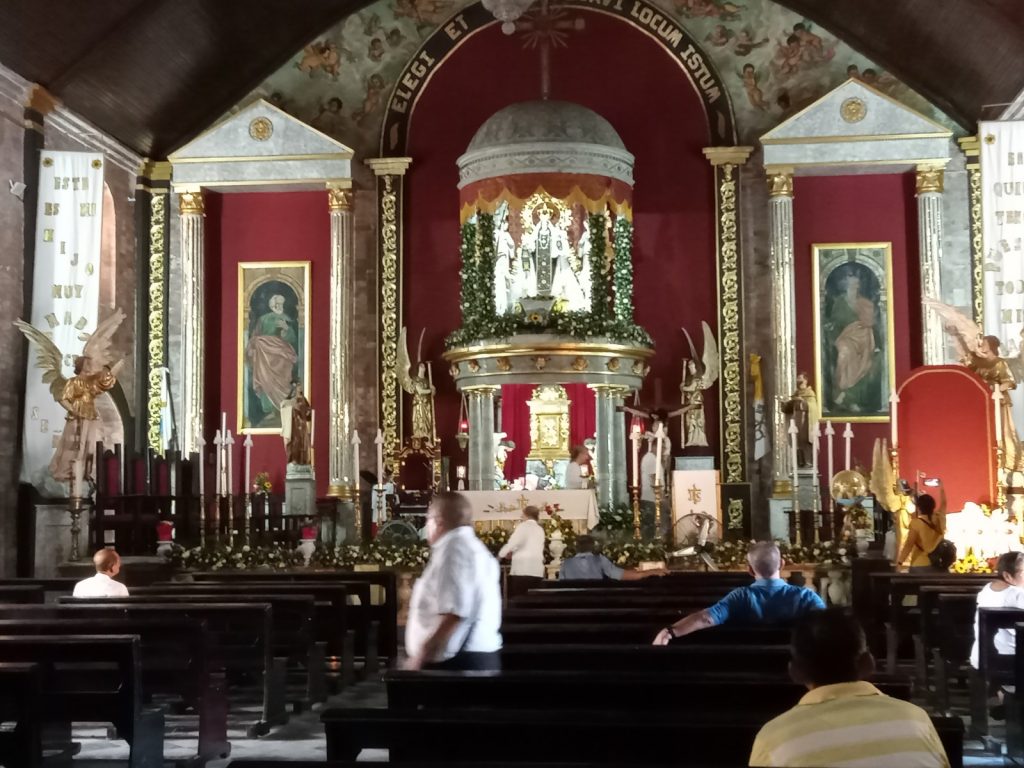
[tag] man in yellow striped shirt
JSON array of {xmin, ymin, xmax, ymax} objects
[{"xmin": 749, "ymin": 610, "xmax": 948, "ymax": 768}]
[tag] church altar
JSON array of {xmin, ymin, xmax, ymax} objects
[{"xmin": 463, "ymin": 490, "xmax": 599, "ymax": 529}]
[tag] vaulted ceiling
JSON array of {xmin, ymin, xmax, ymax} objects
[{"xmin": 0, "ymin": 0, "xmax": 1020, "ymax": 158}]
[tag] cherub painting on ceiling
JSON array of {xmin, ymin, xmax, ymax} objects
[
  {"xmin": 296, "ymin": 39, "xmax": 355, "ymax": 80},
  {"xmin": 394, "ymin": 0, "xmax": 454, "ymax": 30},
  {"xmin": 675, "ymin": 0, "xmax": 744, "ymax": 21}
]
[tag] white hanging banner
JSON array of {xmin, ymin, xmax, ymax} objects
[
  {"xmin": 20, "ymin": 151, "xmax": 104, "ymax": 492},
  {"xmin": 981, "ymin": 121, "xmax": 1024, "ymax": 434}
]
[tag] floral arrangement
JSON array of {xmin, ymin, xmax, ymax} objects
[
  {"xmin": 595, "ymin": 502, "xmax": 635, "ymax": 533},
  {"xmin": 612, "ymin": 218, "xmax": 634, "ymax": 325},
  {"xmin": 169, "ymin": 543, "xmax": 305, "ymax": 571},
  {"xmin": 953, "ymin": 547, "xmax": 993, "ymax": 574},
  {"xmin": 690, "ymin": 539, "xmax": 852, "ymax": 570},
  {"xmin": 310, "ymin": 541, "xmax": 431, "ymax": 571},
  {"xmin": 478, "ymin": 527, "xmax": 511, "ymax": 557},
  {"xmin": 603, "ymin": 538, "xmax": 666, "ymax": 567},
  {"xmin": 844, "ymin": 503, "xmax": 872, "ymax": 533},
  {"xmin": 253, "ymin": 472, "xmax": 272, "ymax": 495}
]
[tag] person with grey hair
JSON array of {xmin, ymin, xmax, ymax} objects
[
  {"xmin": 73, "ymin": 548, "xmax": 129, "ymax": 598},
  {"xmin": 560, "ymin": 535, "xmax": 668, "ymax": 581},
  {"xmin": 405, "ymin": 492, "xmax": 502, "ymax": 671},
  {"xmin": 652, "ymin": 541, "xmax": 824, "ymax": 644}
]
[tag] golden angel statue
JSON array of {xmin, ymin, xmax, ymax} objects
[
  {"xmin": 398, "ymin": 326, "xmax": 436, "ymax": 443},
  {"xmin": 15, "ymin": 309, "xmax": 126, "ymax": 487},
  {"xmin": 870, "ymin": 436, "xmax": 912, "ymax": 560},
  {"xmin": 924, "ymin": 298, "xmax": 1024, "ymax": 471},
  {"xmin": 678, "ymin": 321, "xmax": 720, "ymax": 448},
  {"xmin": 280, "ymin": 382, "xmax": 312, "ymax": 465}
]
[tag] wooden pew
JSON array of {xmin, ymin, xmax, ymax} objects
[
  {"xmin": 0, "ymin": 617, "xmax": 228, "ymax": 762},
  {"xmin": 319, "ymin": 708, "xmax": 964, "ymax": 767},
  {"xmin": 0, "ymin": 663, "xmax": 41, "ymax": 768},
  {"xmin": 0, "ymin": 585, "xmax": 44, "ymax": 604},
  {"xmin": 930, "ymin": 592, "xmax": 980, "ymax": 714},
  {"xmin": 510, "ymin": 593, "xmax": 731, "ymax": 610},
  {"xmin": 189, "ymin": 570, "xmax": 398, "ymax": 664},
  {"xmin": 502, "ymin": 623, "xmax": 791, "ymax": 646},
  {"xmin": 0, "ymin": 635, "xmax": 163, "ymax": 768},
  {"xmin": 385, "ymin": 669, "xmax": 914, "ymax": 712},
  {"xmin": 973, "ymin": 606, "xmax": 1024, "ymax": 742},
  {"xmin": 915, "ymin": 585, "xmax": 981, "ymax": 706},
  {"xmin": 501, "ymin": 643, "xmax": 792, "ymax": 674},
  {"xmin": 535, "ymin": 573, "xmax": 754, "ymax": 590},
  {"xmin": 1005, "ymin": 621, "xmax": 1024, "ymax": 759},
  {"xmin": 0, "ymin": 601, "xmax": 284, "ymax": 735},
  {"xmin": 226, "ymin": 763, "xmax": 678, "ymax": 768}
]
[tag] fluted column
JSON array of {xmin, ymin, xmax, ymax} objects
[
  {"xmin": 179, "ymin": 189, "xmax": 205, "ymax": 455},
  {"xmin": 327, "ymin": 186, "xmax": 355, "ymax": 497},
  {"xmin": 916, "ymin": 164, "xmax": 946, "ymax": 364},
  {"xmin": 767, "ymin": 169, "xmax": 796, "ymax": 495},
  {"xmin": 467, "ymin": 386, "xmax": 497, "ymax": 490},
  {"xmin": 592, "ymin": 385, "xmax": 629, "ymax": 507},
  {"xmin": 610, "ymin": 386, "xmax": 629, "ymax": 505}
]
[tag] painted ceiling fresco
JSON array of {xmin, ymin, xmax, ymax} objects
[{"xmin": 240, "ymin": 0, "xmax": 957, "ymax": 159}]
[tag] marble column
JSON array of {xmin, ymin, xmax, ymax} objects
[
  {"xmin": 178, "ymin": 189, "xmax": 205, "ymax": 456},
  {"xmin": 327, "ymin": 186, "xmax": 354, "ymax": 497},
  {"xmin": 466, "ymin": 386, "xmax": 497, "ymax": 490},
  {"xmin": 593, "ymin": 385, "xmax": 628, "ymax": 507},
  {"xmin": 917, "ymin": 164, "xmax": 946, "ymax": 364},
  {"xmin": 767, "ymin": 169, "xmax": 796, "ymax": 495},
  {"xmin": 365, "ymin": 157, "xmax": 413, "ymax": 459}
]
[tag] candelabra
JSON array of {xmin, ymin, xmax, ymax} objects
[
  {"xmin": 67, "ymin": 494, "xmax": 85, "ymax": 562},
  {"xmin": 244, "ymin": 491, "xmax": 253, "ymax": 547},
  {"xmin": 631, "ymin": 485, "xmax": 641, "ymax": 540},
  {"xmin": 199, "ymin": 492, "xmax": 207, "ymax": 547},
  {"xmin": 812, "ymin": 480, "xmax": 821, "ymax": 544},
  {"xmin": 791, "ymin": 477, "xmax": 802, "ymax": 548},
  {"xmin": 227, "ymin": 492, "xmax": 235, "ymax": 548}
]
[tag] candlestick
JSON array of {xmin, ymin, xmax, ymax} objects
[
  {"xmin": 631, "ymin": 484, "xmax": 641, "ymax": 541},
  {"xmin": 889, "ymin": 391, "xmax": 900, "ymax": 450},
  {"xmin": 811, "ymin": 423, "xmax": 821, "ymax": 543},
  {"xmin": 350, "ymin": 429, "xmax": 362, "ymax": 541},
  {"xmin": 198, "ymin": 434, "xmax": 206, "ymax": 499},
  {"xmin": 825, "ymin": 421, "xmax": 835, "ymax": 487},
  {"xmin": 225, "ymin": 429, "xmax": 235, "ymax": 547},
  {"xmin": 630, "ymin": 424, "xmax": 641, "ymax": 489},
  {"xmin": 654, "ymin": 483, "xmax": 664, "ymax": 543},
  {"xmin": 375, "ymin": 428, "xmax": 384, "ymax": 486},
  {"xmin": 351, "ymin": 430, "xmax": 361, "ymax": 492},
  {"xmin": 789, "ymin": 419, "xmax": 801, "ymax": 547},
  {"xmin": 213, "ymin": 429, "xmax": 224, "ymax": 497},
  {"xmin": 243, "ymin": 433, "xmax": 253, "ymax": 495},
  {"xmin": 843, "ymin": 422, "xmax": 853, "ymax": 471}
]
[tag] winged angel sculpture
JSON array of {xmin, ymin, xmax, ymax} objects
[
  {"xmin": 679, "ymin": 321, "xmax": 720, "ymax": 448},
  {"xmin": 398, "ymin": 326, "xmax": 436, "ymax": 443},
  {"xmin": 923, "ymin": 298, "xmax": 1024, "ymax": 471},
  {"xmin": 15, "ymin": 309, "xmax": 126, "ymax": 487}
]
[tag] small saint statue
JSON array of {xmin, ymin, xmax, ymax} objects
[
  {"xmin": 398, "ymin": 326, "xmax": 437, "ymax": 442},
  {"xmin": 280, "ymin": 382, "xmax": 312, "ymax": 465},
  {"xmin": 678, "ymin": 322, "xmax": 720, "ymax": 449},
  {"xmin": 15, "ymin": 309, "xmax": 126, "ymax": 488},
  {"xmin": 781, "ymin": 372, "xmax": 820, "ymax": 467}
]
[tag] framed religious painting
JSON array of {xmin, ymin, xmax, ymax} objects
[
  {"xmin": 237, "ymin": 261, "xmax": 311, "ymax": 434},
  {"xmin": 812, "ymin": 243, "xmax": 895, "ymax": 423}
]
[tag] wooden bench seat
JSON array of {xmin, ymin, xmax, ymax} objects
[
  {"xmin": 0, "ymin": 585, "xmax": 44, "ymax": 604},
  {"xmin": 502, "ymin": 623, "xmax": 792, "ymax": 645},
  {"xmin": 0, "ymin": 617, "xmax": 228, "ymax": 762},
  {"xmin": 0, "ymin": 662, "xmax": 41, "ymax": 768},
  {"xmin": 500, "ymin": 643, "xmax": 792, "ymax": 674},
  {"xmin": 0, "ymin": 634, "xmax": 163, "ymax": 768}
]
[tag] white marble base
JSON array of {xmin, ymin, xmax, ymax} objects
[
  {"xmin": 33, "ymin": 504, "xmax": 72, "ymax": 577},
  {"xmin": 285, "ymin": 463, "xmax": 316, "ymax": 519}
]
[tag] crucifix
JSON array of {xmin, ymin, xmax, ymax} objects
[{"xmin": 514, "ymin": 0, "xmax": 585, "ymax": 100}]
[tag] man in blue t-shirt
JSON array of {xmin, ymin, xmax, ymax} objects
[{"xmin": 652, "ymin": 541, "xmax": 824, "ymax": 645}]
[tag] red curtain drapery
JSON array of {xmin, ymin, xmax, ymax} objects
[{"xmin": 499, "ymin": 383, "xmax": 597, "ymax": 480}]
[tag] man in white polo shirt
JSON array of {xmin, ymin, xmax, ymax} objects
[
  {"xmin": 73, "ymin": 549, "xmax": 130, "ymax": 598},
  {"xmin": 499, "ymin": 505, "xmax": 546, "ymax": 598},
  {"xmin": 405, "ymin": 491, "xmax": 502, "ymax": 671}
]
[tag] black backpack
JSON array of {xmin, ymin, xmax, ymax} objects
[{"xmin": 923, "ymin": 518, "xmax": 957, "ymax": 570}]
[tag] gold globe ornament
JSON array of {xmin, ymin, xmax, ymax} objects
[{"xmin": 830, "ymin": 469, "xmax": 868, "ymax": 505}]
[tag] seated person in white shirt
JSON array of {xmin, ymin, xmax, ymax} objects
[
  {"xmin": 971, "ymin": 550, "xmax": 1024, "ymax": 669},
  {"xmin": 563, "ymin": 445, "xmax": 592, "ymax": 490},
  {"xmin": 405, "ymin": 492, "xmax": 503, "ymax": 671},
  {"xmin": 73, "ymin": 549, "xmax": 130, "ymax": 598},
  {"xmin": 499, "ymin": 505, "xmax": 547, "ymax": 598}
]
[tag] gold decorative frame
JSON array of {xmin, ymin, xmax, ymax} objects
[
  {"xmin": 812, "ymin": 242, "xmax": 896, "ymax": 423},
  {"xmin": 146, "ymin": 193, "xmax": 167, "ymax": 451},
  {"xmin": 237, "ymin": 261, "xmax": 311, "ymax": 434}
]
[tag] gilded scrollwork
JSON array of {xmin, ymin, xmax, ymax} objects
[
  {"xmin": 717, "ymin": 163, "xmax": 745, "ymax": 484},
  {"xmin": 968, "ymin": 165, "xmax": 984, "ymax": 326},
  {"xmin": 380, "ymin": 175, "xmax": 400, "ymax": 456},
  {"xmin": 146, "ymin": 193, "xmax": 167, "ymax": 451}
]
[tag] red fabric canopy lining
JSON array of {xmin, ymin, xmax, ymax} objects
[{"xmin": 499, "ymin": 383, "xmax": 596, "ymax": 480}]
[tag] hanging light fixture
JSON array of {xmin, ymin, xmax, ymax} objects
[{"xmin": 482, "ymin": 0, "xmax": 535, "ymax": 34}]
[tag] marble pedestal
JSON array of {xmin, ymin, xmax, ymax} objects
[
  {"xmin": 769, "ymin": 469, "xmax": 822, "ymax": 542},
  {"xmin": 34, "ymin": 504, "xmax": 72, "ymax": 578},
  {"xmin": 285, "ymin": 463, "xmax": 317, "ymax": 519}
]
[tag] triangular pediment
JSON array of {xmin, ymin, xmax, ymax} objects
[
  {"xmin": 762, "ymin": 79, "xmax": 950, "ymax": 144},
  {"xmin": 170, "ymin": 99, "xmax": 353, "ymax": 160}
]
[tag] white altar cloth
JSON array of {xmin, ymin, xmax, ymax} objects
[{"xmin": 463, "ymin": 490, "xmax": 600, "ymax": 529}]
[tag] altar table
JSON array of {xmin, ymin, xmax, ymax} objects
[{"xmin": 462, "ymin": 490, "xmax": 600, "ymax": 530}]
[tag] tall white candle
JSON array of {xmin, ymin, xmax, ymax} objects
[
  {"xmin": 630, "ymin": 426, "xmax": 641, "ymax": 488},
  {"xmin": 226, "ymin": 429, "xmax": 235, "ymax": 497},
  {"xmin": 824, "ymin": 422, "xmax": 835, "ymax": 489},
  {"xmin": 351, "ymin": 430, "xmax": 361, "ymax": 489},
  {"xmin": 243, "ymin": 433, "xmax": 253, "ymax": 495},
  {"xmin": 375, "ymin": 429, "xmax": 384, "ymax": 487},
  {"xmin": 213, "ymin": 429, "xmax": 223, "ymax": 496},
  {"xmin": 654, "ymin": 423, "xmax": 665, "ymax": 487},
  {"xmin": 198, "ymin": 434, "xmax": 206, "ymax": 498},
  {"xmin": 788, "ymin": 419, "xmax": 799, "ymax": 485},
  {"xmin": 843, "ymin": 422, "xmax": 854, "ymax": 470},
  {"xmin": 889, "ymin": 391, "xmax": 900, "ymax": 450},
  {"xmin": 811, "ymin": 422, "xmax": 820, "ymax": 478},
  {"xmin": 994, "ymin": 389, "xmax": 1003, "ymax": 447}
]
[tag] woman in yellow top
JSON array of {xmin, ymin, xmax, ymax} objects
[{"xmin": 897, "ymin": 482, "xmax": 947, "ymax": 573}]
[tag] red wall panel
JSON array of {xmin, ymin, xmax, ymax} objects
[
  {"xmin": 404, "ymin": 10, "xmax": 717, "ymax": 467},
  {"xmin": 792, "ymin": 173, "xmax": 920, "ymax": 473},
  {"xmin": 205, "ymin": 191, "xmax": 331, "ymax": 497}
]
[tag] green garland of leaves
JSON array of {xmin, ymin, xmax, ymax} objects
[
  {"xmin": 458, "ymin": 219, "xmax": 479, "ymax": 326},
  {"xmin": 612, "ymin": 217, "xmax": 634, "ymax": 324},
  {"xmin": 588, "ymin": 213, "xmax": 610, "ymax": 321},
  {"xmin": 476, "ymin": 213, "xmax": 497, "ymax": 320}
]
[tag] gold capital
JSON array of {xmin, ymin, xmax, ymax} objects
[
  {"xmin": 178, "ymin": 190, "xmax": 205, "ymax": 215},
  {"xmin": 958, "ymin": 135, "xmax": 980, "ymax": 158},
  {"xmin": 915, "ymin": 166, "xmax": 944, "ymax": 195},
  {"xmin": 766, "ymin": 170, "xmax": 793, "ymax": 197},
  {"xmin": 366, "ymin": 157, "xmax": 413, "ymax": 177},
  {"xmin": 328, "ymin": 188, "xmax": 353, "ymax": 211},
  {"xmin": 703, "ymin": 146, "xmax": 754, "ymax": 167},
  {"xmin": 138, "ymin": 160, "xmax": 172, "ymax": 182},
  {"xmin": 25, "ymin": 84, "xmax": 58, "ymax": 115}
]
